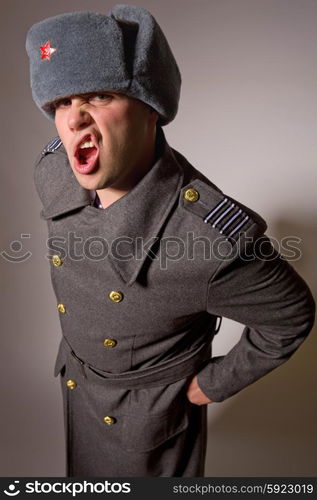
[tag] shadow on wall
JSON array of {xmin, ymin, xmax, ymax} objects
[{"xmin": 205, "ymin": 216, "xmax": 317, "ymax": 477}]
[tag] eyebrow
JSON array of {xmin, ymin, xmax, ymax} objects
[{"xmin": 52, "ymin": 91, "xmax": 116, "ymax": 105}]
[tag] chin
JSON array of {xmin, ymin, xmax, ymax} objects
[
  {"xmin": 76, "ymin": 175, "xmax": 114, "ymax": 192},
  {"xmin": 71, "ymin": 166, "xmax": 98, "ymax": 185},
  {"xmin": 72, "ymin": 173, "xmax": 97, "ymax": 190}
]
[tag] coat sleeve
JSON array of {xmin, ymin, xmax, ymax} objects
[{"xmin": 196, "ymin": 233, "xmax": 315, "ymax": 402}]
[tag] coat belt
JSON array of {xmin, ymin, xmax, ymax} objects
[{"xmin": 58, "ymin": 328, "xmax": 217, "ymax": 389}]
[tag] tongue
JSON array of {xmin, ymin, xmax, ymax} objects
[{"xmin": 79, "ymin": 146, "xmax": 97, "ymax": 165}]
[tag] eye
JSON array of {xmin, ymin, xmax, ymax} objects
[
  {"xmin": 54, "ymin": 98, "xmax": 72, "ymax": 110},
  {"xmin": 88, "ymin": 93, "xmax": 113, "ymax": 104}
]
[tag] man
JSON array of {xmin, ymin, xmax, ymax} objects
[{"xmin": 26, "ymin": 5, "xmax": 315, "ymax": 477}]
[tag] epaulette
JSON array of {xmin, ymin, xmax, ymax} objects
[
  {"xmin": 41, "ymin": 137, "xmax": 63, "ymax": 156},
  {"xmin": 181, "ymin": 179, "xmax": 267, "ymax": 243},
  {"xmin": 203, "ymin": 195, "xmax": 251, "ymax": 239}
]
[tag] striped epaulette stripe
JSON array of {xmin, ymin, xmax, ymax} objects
[
  {"xmin": 203, "ymin": 197, "xmax": 250, "ymax": 240},
  {"xmin": 41, "ymin": 137, "xmax": 62, "ymax": 155}
]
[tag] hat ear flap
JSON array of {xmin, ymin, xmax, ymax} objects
[
  {"xmin": 109, "ymin": 4, "xmax": 181, "ymax": 125},
  {"xmin": 110, "ymin": 16, "xmax": 139, "ymax": 80}
]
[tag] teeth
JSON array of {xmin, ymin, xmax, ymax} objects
[{"xmin": 79, "ymin": 140, "xmax": 94, "ymax": 149}]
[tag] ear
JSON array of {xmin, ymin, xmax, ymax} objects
[{"xmin": 149, "ymin": 106, "xmax": 159, "ymax": 123}]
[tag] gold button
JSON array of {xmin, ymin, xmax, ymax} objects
[
  {"xmin": 183, "ymin": 188, "xmax": 199, "ymax": 202},
  {"xmin": 52, "ymin": 254, "xmax": 63, "ymax": 267},
  {"xmin": 103, "ymin": 338, "xmax": 117, "ymax": 348},
  {"xmin": 103, "ymin": 416, "xmax": 116, "ymax": 425},
  {"xmin": 66, "ymin": 379, "xmax": 77, "ymax": 390},
  {"xmin": 57, "ymin": 303, "xmax": 66, "ymax": 314},
  {"xmin": 109, "ymin": 291, "xmax": 123, "ymax": 303}
]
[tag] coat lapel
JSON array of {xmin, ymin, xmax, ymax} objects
[
  {"xmin": 102, "ymin": 139, "xmax": 184, "ymax": 285},
  {"xmin": 37, "ymin": 128, "xmax": 184, "ymax": 286}
]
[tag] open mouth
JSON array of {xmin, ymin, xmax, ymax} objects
[{"xmin": 74, "ymin": 135, "xmax": 99, "ymax": 174}]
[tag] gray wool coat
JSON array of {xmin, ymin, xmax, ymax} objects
[{"xmin": 34, "ymin": 127, "xmax": 315, "ymax": 477}]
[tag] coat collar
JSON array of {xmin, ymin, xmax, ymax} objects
[{"xmin": 40, "ymin": 128, "xmax": 184, "ymax": 286}]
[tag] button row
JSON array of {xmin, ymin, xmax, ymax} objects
[
  {"xmin": 51, "ymin": 189, "xmax": 199, "ymax": 271},
  {"xmin": 51, "ymin": 255, "xmax": 123, "ymax": 306},
  {"xmin": 66, "ymin": 379, "xmax": 116, "ymax": 424},
  {"xmin": 57, "ymin": 290, "xmax": 123, "ymax": 316}
]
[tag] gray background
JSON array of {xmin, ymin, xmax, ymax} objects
[{"xmin": 1, "ymin": 0, "xmax": 316, "ymax": 476}]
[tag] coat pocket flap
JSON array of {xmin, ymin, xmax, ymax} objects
[{"xmin": 122, "ymin": 405, "xmax": 189, "ymax": 452}]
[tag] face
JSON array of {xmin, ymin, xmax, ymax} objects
[{"xmin": 53, "ymin": 91, "xmax": 158, "ymax": 191}]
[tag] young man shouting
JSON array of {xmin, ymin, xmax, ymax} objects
[{"xmin": 26, "ymin": 5, "xmax": 315, "ymax": 477}]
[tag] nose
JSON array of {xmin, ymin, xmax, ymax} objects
[{"xmin": 67, "ymin": 101, "xmax": 92, "ymax": 131}]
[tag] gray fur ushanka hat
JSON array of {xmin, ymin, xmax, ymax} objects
[{"xmin": 25, "ymin": 4, "xmax": 181, "ymax": 126}]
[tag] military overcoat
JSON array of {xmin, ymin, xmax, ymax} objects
[{"xmin": 34, "ymin": 127, "xmax": 315, "ymax": 477}]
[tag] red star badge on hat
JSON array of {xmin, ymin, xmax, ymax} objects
[{"xmin": 40, "ymin": 40, "xmax": 57, "ymax": 61}]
